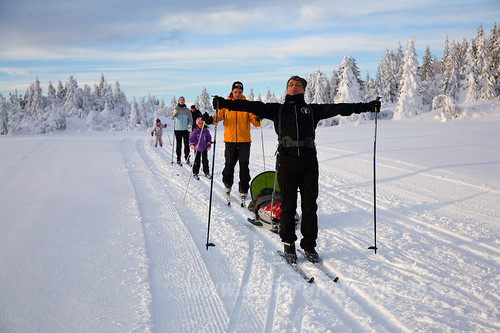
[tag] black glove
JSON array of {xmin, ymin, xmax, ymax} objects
[
  {"xmin": 368, "ymin": 99, "xmax": 381, "ymax": 112},
  {"xmin": 212, "ymin": 96, "xmax": 226, "ymax": 110},
  {"xmin": 255, "ymin": 116, "xmax": 261, "ymax": 122},
  {"xmin": 201, "ymin": 112, "xmax": 214, "ymax": 125}
]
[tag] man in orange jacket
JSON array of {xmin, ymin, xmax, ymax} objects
[{"xmin": 202, "ymin": 81, "xmax": 261, "ymax": 201}]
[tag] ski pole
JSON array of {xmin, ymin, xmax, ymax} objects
[
  {"xmin": 164, "ymin": 124, "xmax": 172, "ymax": 146},
  {"xmin": 171, "ymin": 119, "xmax": 176, "ymax": 164},
  {"xmin": 269, "ymin": 154, "xmax": 279, "ymax": 231},
  {"xmin": 205, "ymin": 103, "xmax": 219, "ymax": 250},
  {"xmin": 260, "ymin": 121, "xmax": 266, "ymax": 171},
  {"xmin": 368, "ymin": 97, "xmax": 381, "ymax": 254},
  {"xmin": 183, "ymin": 122, "xmax": 206, "ymax": 201}
]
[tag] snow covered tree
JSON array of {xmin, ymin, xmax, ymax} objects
[
  {"xmin": 420, "ymin": 45, "xmax": 434, "ymax": 82},
  {"xmin": 475, "ymin": 24, "xmax": 496, "ymax": 100},
  {"xmin": 64, "ymin": 75, "xmax": 82, "ymax": 117},
  {"xmin": 114, "ymin": 81, "xmax": 130, "ymax": 118},
  {"xmin": 128, "ymin": 97, "xmax": 139, "ymax": 130},
  {"xmin": 487, "ymin": 22, "xmax": 500, "ymax": 91},
  {"xmin": 329, "ymin": 70, "xmax": 339, "ymax": 103},
  {"xmin": 25, "ymin": 77, "xmax": 46, "ymax": 121},
  {"xmin": 395, "ymin": 37, "xmax": 423, "ymax": 119},
  {"xmin": 6, "ymin": 90, "xmax": 23, "ymax": 133},
  {"xmin": 312, "ymin": 69, "xmax": 329, "ymax": 103},
  {"xmin": 375, "ymin": 49, "xmax": 399, "ymax": 103},
  {"xmin": 365, "ymin": 73, "xmax": 377, "ymax": 101},
  {"xmin": 0, "ymin": 94, "xmax": 8, "ymax": 135},
  {"xmin": 56, "ymin": 80, "xmax": 66, "ymax": 101},
  {"xmin": 461, "ymin": 40, "xmax": 480, "ymax": 102},
  {"xmin": 247, "ymin": 88, "xmax": 255, "ymax": 101},
  {"xmin": 47, "ymin": 81, "xmax": 57, "ymax": 105},
  {"xmin": 199, "ymin": 87, "xmax": 212, "ymax": 112},
  {"xmin": 432, "ymin": 94, "xmax": 461, "ymax": 121},
  {"xmin": 264, "ymin": 88, "xmax": 278, "ymax": 103},
  {"xmin": 442, "ymin": 41, "xmax": 462, "ymax": 101},
  {"xmin": 46, "ymin": 103, "xmax": 67, "ymax": 132},
  {"xmin": 305, "ymin": 72, "xmax": 314, "ymax": 104},
  {"xmin": 170, "ymin": 95, "xmax": 177, "ymax": 114},
  {"xmin": 335, "ymin": 56, "xmax": 364, "ymax": 103}
]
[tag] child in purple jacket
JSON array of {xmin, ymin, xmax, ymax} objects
[{"xmin": 189, "ymin": 118, "xmax": 212, "ymax": 179}]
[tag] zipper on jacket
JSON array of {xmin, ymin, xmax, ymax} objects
[{"xmin": 294, "ymin": 105, "xmax": 300, "ymax": 156}]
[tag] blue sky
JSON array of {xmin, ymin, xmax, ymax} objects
[{"xmin": 0, "ymin": 0, "xmax": 498, "ymax": 104}]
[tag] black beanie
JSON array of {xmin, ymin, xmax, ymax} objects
[
  {"xmin": 232, "ymin": 81, "xmax": 244, "ymax": 91},
  {"xmin": 287, "ymin": 76, "xmax": 307, "ymax": 89}
]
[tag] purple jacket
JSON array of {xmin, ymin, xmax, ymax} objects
[{"xmin": 189, "ymin": 126, "xmax": 212, "ymax": 152}]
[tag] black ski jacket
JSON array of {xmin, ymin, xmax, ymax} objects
[{"xmin": 224, "ymin": 94, "xmax": 373, "ymax": 156}]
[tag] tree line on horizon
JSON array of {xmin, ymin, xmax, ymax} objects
[{"xmin": 0, "ymin": 23, "xmax": 498, "ymax": 135}]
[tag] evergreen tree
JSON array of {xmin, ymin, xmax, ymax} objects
[
  {"xmin": 329, "ymin": 70, "xmax": 339, "ymax": 103},
  {"xmin": 128, "ymin": 97, "xmax": 140, "ymax": 130},
  {"xmin": 46, "ymin": 103, "xmax": 67, "ymax": 132},
  {"xmin": 305, "ymin": 72, "xmax": 315, "ymax": 103},
  {"xmin": 47, "ymin": 81, "xmax": 57, "ymax": 105},
  {"xmin": 170, "ymin": 95, "xmax": 177, "ymax": 114},
  {"xmin": 487, "ymin": 22, "xmax": 500, "ymax": 91},
  {"xmin": 0, "ymin": 94, "xmax": 8, "ymax": 135},
  {"xmin": 442, "ymin": 41, "xmax": 462, "ymax": 101},
  {"xmin": 64, "ymin": 75, "xmax": 82, "ymax": 117},
  {"xmin": 312, "ymin": 69, "xmax": 329, "ymax": 103},
  {"xmin": 335, "ymin": 56, "xmax": 364, "ymax": 103},
  {"xmin": 420, "ymin": 45, "xmax": 434, "ymax": 82},
  {"xmin": 376, "ymin": 49, "xmax": 399, "ymax": 103},
  {"xmin": 247, "ymin": 88, "xmax": 255, "ymax": 101},
  {"xmin": 475, "ymin": 24, "xmax": 496, "ymax": 100},
  {"xmin": 81, "ymin": 85, "xmax": 95, "ymax": 115},
  {"xmin": 365, "ymin": 73, "xmax": 377, "ymax": 101},
  {"xmin": 395, "ymin": 37, "xmax": 423, "ymax": 119},
  {"xmin": 56, "ymin": 80, "xmax": 66, "ymax": 102},
  {"xmin": 199, "ymin": 87, "xmax": 212, "ymax": 112},
  {"xmin": 462, "ymin": 40, "xmax": 480, "ymax": 102},
  {"xmin": 114, "ymin": 81, "xmax": 130, "ymax": 118}
]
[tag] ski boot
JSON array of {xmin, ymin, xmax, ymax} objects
[
  {"xmin": 205, "ymin": 173, "xmax": 211, "ymax": 179},
  {"xmin": 304, "ymin": 248, "xmax": 319, "ymax": 263},
  {"xmin": 193, "ymin": 174, "xmax": 200, "ymax": 180},
  {"xmin": 283, "ymin": 242, "xmax": 297, "ymax": 264},
  {"xmin": 240, "ymin": 192, "xmax": 247, "ymax": 207},
  {"xmin": 224, "ymin": 185, "xmax": 231, "ymax": 206}
]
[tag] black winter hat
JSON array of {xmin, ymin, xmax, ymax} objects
[
  {"xmin": 287, "ymin": 76, "xmax": 307, "ymax": 89},
  {"xmin": 232, "ymin": 81, "xmax": 244, "ymax": 91}
]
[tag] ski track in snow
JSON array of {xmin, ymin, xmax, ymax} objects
[{"xmin": 121, "ymin": 138, "xmax": 229, "ymax": 332}]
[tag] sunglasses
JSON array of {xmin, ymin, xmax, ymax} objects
[{"xmin": 233, "ymin": 83, "xmax": 243, "ymax": 89}]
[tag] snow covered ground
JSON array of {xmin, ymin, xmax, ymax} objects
[{"xmin": 1, "ymin": 102, "xmax": 499, "ymax": 332}]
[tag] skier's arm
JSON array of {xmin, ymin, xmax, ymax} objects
[
  {"xmin": 212, "ymin": 97, "xmax": 277, "ymax": 120},
  {"xmin": 170, "ymin": 108, "xmax": 177, "ymax": 120},
  {"xmin": 249, "ymin": 113, "xmax": 261, "ymax": 127},
  {"xmin": 312, "ymin": 100, "xmax": 381, "ymax": 120}
]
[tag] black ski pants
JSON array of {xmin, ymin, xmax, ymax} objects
[
  {"xmin": 193, "ymin": 150, "xmax": 209, "ymax": 175},
  {"xmin": 277, "ymin": 154, "xmax": 319, "ymax": 250},
  {"xmin": 174, "ymin": 130, "xmax": 190, "ymax": 162},
  {"xmin": 222, "ymin": 142, "xmax": 251, "ymax": 194}
]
